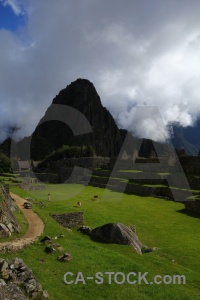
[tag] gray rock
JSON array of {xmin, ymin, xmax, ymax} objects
[
  {"xmin": 45, "ymin": 246, "xmax": 56, "ymax": 253},
  {"xmin": 0, "ymin": 283, "xmax": 27, "ymax": 300},
  {"xmin": 91, "ymin": 223, "xmax": 143, "ymax": 254},
  {"xmin": 142, "ymin": 245, "xmax": 158, "ymax": 253},
  {"xmin": 43, "ymin": 290, "xmax": 49, "ymax": 299},
  {"xmin": 57, "ymin": 234, "xmax": 64, "ymax": 238},
  {"xmin": 78, "ymin": 225, "xmax": 92, "ymax": 235},
  {"xmin": 9, "ymin": 264, "xmax": 15, "ymax": 270},
  {"xmin": 0, "ymin": 259, "xmax": 8, "ymax": 271},
  {"xmin": 0, "ymin": 278, "xmax": 6, "ymax": 287},
  {"xmin": 0, "ymin": 196, "xmax": 21, "ymax": 238},
  {"xmin": 25, "ymin": 283, "xmax": 36, "ymax": 293},
  {"xmin": 57, "ymin": 252, "xmax": 73, "ymax": 262},
  {"xmin": 52, "ymin": 244, "xmax": 64, "ymax": 252},
  {"xmin": 0, "ymin": 257, "xmax": 48, "ymax": 299},
  {"xmin": 0, "ymin": 258, "xmax": 5, "ymax": 264},
  {"xmin": 0, "ymin": 223, "xmax": 11, "ymax": 237},
  {"xmin": 6, "ymin": 223, "xmax": 13, "ymax": 233},
  {"xmin": 41, "ymin": 235, "xmax": 52, "ymax": 243},
  {"xmin": 52, "ymin": 243, "xmax": 61, "ymax": 247},
  {"xmin": 0, "ymin": 260, "xmax": 10, "ymax": 279}
]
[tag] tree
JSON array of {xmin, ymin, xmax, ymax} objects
[{"xmin": 0, "ymin": 154, "xmax": 11, "ymax": 173}]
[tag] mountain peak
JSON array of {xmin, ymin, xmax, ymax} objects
[
  {"xmin": 52, "ymin": 78, "xmax": 99, "ymax": 107},
  {"xmin": 31, "ymin": 79, "xmax": 123, "ymax": 159}
]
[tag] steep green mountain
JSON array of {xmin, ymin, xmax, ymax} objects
[{"xmin": 30, "ymin": 79, "xmax": 123, "ymax": 159}]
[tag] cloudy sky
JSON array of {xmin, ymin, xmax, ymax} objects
[{"xmin": 0, "ymin": 0, "xmax": 200, "ymax": 143}]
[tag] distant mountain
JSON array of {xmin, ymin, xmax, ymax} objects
[{"xmin": 171, "ymin": 119, "xmax": 200, "ymax": 155}]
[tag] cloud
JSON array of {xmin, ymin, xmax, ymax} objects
[
  {"xmin": 1, "ymin": 0, "xmax": 24, "ymax": 16},
  {"xmin": 0, "ymin": 0, "xmax": 200, "ymax": 143}
]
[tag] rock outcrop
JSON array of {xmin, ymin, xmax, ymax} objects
[
  {"xmin": 0, "ymin": 257, "xmax": 48, "ymax": 299},
  {"xmin": 1, "ymin": 185, "xmax": 18, "ymax": 212},
  {"xmin": 90, "ymin": 223, "xmax": 143, "ymax": 254},
  {"xmin": 0, "ymin": 188, "xmax": 20, "ymax": 238}
]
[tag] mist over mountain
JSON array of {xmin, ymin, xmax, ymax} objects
[
  {"xmin": 0, "ymin": 78, "xmax": 199, "ymax": 160},
  {"xmin": 171, "ymin": 119, "xmax": 200, "ymax": 155}
]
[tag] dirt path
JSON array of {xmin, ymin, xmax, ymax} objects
[{"xmin": 0, "ymin": 193, "xmax": 44, "ymax": 252}]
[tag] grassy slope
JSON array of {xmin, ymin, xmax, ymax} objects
[{"xmin": 1, "ymin": 184, "xmax": 200, "ymax": 300}]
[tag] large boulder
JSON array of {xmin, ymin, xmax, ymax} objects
[{"xmin": 90, "ymin": 223, "xmax": 143, "ymax": 254}]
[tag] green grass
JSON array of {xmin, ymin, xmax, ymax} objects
[
  {"xmin": 118, "ymin": 170, "xmax": 143, "ymax": 173},
  {"xmin": 157, "ymin": 172, "xmax": 171, "ymax": 176},
  {"xmin": 0, "ymin": 172, "xmax": 18, "ymax": 184},
  {"xmin": 1, "ymin": 183, "xmax": 200, "ymax": 299}
]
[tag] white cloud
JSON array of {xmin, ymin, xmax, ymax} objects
[
  {"xmin": 1, "ymin": 0, "xmax": 23, "ymax": 16},
  {"xmin": 1, "ymin": 0, "xmax": 200, "ymax": 143},
  {"xmin": 94, "ymin": 23, "xmax": 200, "ymax": 141}
]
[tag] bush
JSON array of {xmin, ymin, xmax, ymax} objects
[{"xmin": 37, "ymin": 144, "xmax": 95, "ymax": 169}]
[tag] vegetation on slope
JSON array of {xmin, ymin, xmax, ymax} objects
[{"xmin": 0, "ymin": 183, "xmax": 199, "ymax": 300}]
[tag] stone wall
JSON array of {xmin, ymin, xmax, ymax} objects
[
  {"xmin": 39, "ymin": 157, "xmax": 110, "ymax": 173},
  {"xmin": 112, "ymin": 181, "xmax": 175, "ymax": 200},
  {"xmin": 34, "ymin": 157, "xmax": 110, "ymax": 183},
  {"xmin": 19, "ymin": 182, "xmax": 46, "ymax": 190},
  {"xmin": 35, "ymin": 173, "xmax": 60, "ymax": 184},
  {"xmin": 108, "ymin": 156, "xmax": 200, "ymax": 175},
  {"xmin": 91, "ymin": 171, "xmax": 200, "ymax": 191},
  {"xmin": 88, "ymin": 176, "xmax": 190, "ymax": 201},
  {"xmin": 35, "ymin": 171, "xmax": 89, "ymax": 184},
  {"xmin": 50, "ymin": 212, "xmax": 84, "ymax": 229},
  {"xmin": 187, "ymin": 177, "xmax": 200, "ymax": 190},
  {"xmin": 92, "ymin": 169, "xmax": 112, "ymax": 177},
  {"xmin": 184, "ymin": 201, "xmax": 200, "ymax": 213},
  {"xmin": 179, "ymin": 157, "xmax": 200, "ymax": 174},
  {"xmin": 59, "ymin": 157, "xmax": 110, "ymax": 169}
]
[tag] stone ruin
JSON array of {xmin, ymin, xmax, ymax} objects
[{"xmin": 50, "ymin": 212, "xmax": 84, "ymax": 229}]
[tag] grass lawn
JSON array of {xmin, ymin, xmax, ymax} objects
[{"xmin": 1, "ymin": 183, "xmax": 200, "ymax": 300}]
